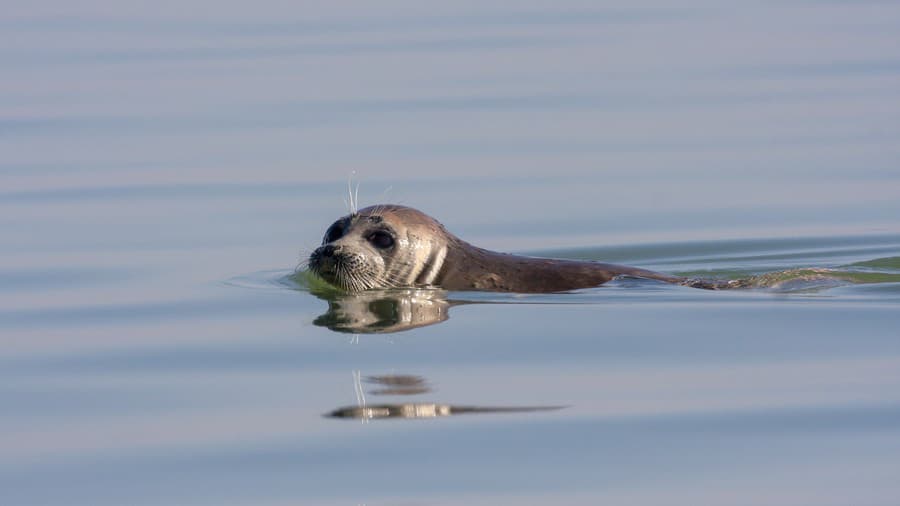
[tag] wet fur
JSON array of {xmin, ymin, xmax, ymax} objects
[{"xmin": 309, "ymin": 204, "xmax": 733, "ymax": 293}]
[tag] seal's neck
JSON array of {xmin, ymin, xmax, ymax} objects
[{"xmin": 435, "ymin": 235, "xmax": 670, "ymax": 293}]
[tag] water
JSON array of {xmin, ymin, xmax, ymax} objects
[{"xmin": 3, "ymin": 1, "xmax": 900, "ymax": 505}]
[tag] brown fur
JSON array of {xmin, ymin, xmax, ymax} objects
[{"xmin": 310, "ymin": 204, "xmax": 694, "ymax": 293}]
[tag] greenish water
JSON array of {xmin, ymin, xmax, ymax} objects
[{"xmin": 3, "ymin": 1, "xmax": 900, "ymax": 505}]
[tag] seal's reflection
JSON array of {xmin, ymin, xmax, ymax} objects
[
  {"xmin": 312, "ymin": 287, "xmax": 461, "ymax": 333},
  {"xmin": 326, "ymin": 372, "xmax": 564, "ymax": 421}
]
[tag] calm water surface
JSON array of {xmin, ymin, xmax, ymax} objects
[{"xmin": 2, "ymin": 2, "xmax": 900, "ymax": 505}]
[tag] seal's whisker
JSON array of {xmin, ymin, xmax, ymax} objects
[
  {"xmin": 347, "ymin": 173, "xmax": 353, "ymax": 214},
  {"xmin": 376, "ymin": 187, "xmax": 393, "ymax": 214},
  {"xmin": 345, "ymin": 171, "xmax": 362, "ymax": 215},
  {"xmin": 368, "ymin": 202, "xmax": 385, "ymax": 218},
  {"xmin": 295, "ymin": 247, "xmax": 316, "ymax": 273}
]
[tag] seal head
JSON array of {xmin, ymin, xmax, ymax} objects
[{"xmin": 308, "ymin": 205, "xmax": 450, "ymax": 292}]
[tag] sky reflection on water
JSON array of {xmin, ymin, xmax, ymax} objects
[{"xmin": 2, "ymin": 1, "xmax": 900, "ymax": 505}]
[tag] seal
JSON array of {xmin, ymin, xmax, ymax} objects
[{"xmin": 308, "ymin": 204, "xmax": 739, "ymax": 293}]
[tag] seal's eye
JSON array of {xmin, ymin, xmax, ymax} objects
[
  {"xmin": 367, "ymin": 231, "xmax": 394, "ymax": 249},
  {"xmin": 324, "ymin": 223, "xmax": 344, "ymax": 244}
]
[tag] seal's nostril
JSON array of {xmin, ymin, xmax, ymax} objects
[{"xmin": 321, "ymin": 245, "xmax": 336, "ymax": 257}]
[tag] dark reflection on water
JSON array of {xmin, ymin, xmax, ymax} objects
[
  {"xmin": 328, "ymin": 403, "xmax": 564, "ymax": 420},
  {"xmin": 365, "ymin": 373, "xmax": 430, "ymax": 395},
  {"xmin": 310, "ymin": 286, "xmax": 459, "ymax": 333},
  {"xmin": 326, "ymin": 371, "xmax": 564, "ymax": 421}
]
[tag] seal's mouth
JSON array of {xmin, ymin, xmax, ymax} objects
[
  {"xmin": 308, "ymin": 247, "xmax": 337, "ymax": 280},
  {"xmin": 308, "ymin": 245, "xmax": 371, "ymax": 292}
]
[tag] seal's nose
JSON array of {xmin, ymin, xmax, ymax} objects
[{"xmin": 321, "ymin": 244, "xmax": 336, "ymax": 257}]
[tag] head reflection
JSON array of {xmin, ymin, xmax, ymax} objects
[{"xmin": 311, "ymin": 287, "xmax": 456, "ymax": 334}]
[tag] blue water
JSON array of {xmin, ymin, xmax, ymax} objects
[{"xmin": 2, "ymin": 2, "xmax": 900, "ymax": 505}]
